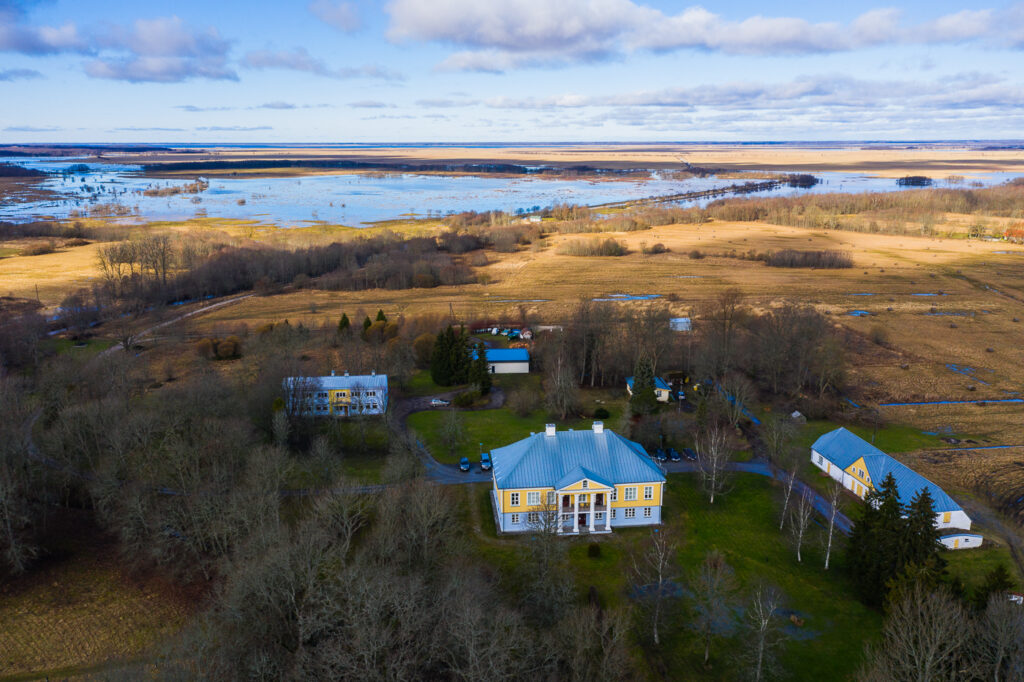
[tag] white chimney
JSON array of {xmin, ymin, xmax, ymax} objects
[
  {"xmin": 330, "ymin": 370, "xmax": 335, "ymax": 376},
  {"xmin": 545, "ymin": 424, "xmax": 556, "ymax": 437},
  {"xmin": 592, "ymin": 421, "xmax": 604, "ymax": 434},
  {"xmin": 344, "ymin": 370, "xmax": 349, "ymax": 377}
]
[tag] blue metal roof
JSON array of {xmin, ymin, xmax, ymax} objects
[
  {"xmin": 626, "ymin": 376, "xmax": 671, "ymax": 391},
  {"xmin": 813, "ymin": 428, "xmax": 962, "ymax": 513},
  {"xmin": 471, "ymin": 348, "xmax": 530, "ymax": 362},
  {"xmin": 491, "ymin": 426, "xmax": 665, "ymax": 490},
  {"xmin": 811, "ymin": 427, "xmax": 886, "ymax": 470}
]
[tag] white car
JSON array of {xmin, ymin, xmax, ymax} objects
[{"xmin": 430, "ymin": 398, "xmax": 450, "ymax": 407}]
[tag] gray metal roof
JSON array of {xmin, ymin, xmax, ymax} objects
[
  {"xmin": 811, "ymin": 427, "xmax": 885, "ymax": 469},
  {"xmin": 491, "ymin": 426, "xmax": 665, "ymax": 490},
  {"xmin": 283, "ymin": 373, "xmax": 388, "ymax": 391}
]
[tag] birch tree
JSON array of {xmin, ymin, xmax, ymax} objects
[
  {"xmin": 692, "ymin": 549, "xmax": 737, "ymax": 668},
  {"xmin": 823, "ymin": 478, "xmax": 844, "ymax": 570},
  {"xmin": 630, "ymin": 527, "xmax": 678, "ymax": 646},
  {"xmin": 695, "ymin": 422, "xmax": 733, "ymax": 504},
  {"xmin": 789, "ymin": 486, "xmax": 815, "ymax": 563},
  {"xmin": 747, "ymin": 584, "xmax": 784, "ymax": 682}
]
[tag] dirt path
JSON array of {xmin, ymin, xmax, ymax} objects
[{"xmin": 99, "ymin": 294, "xmax": 253, "ymax": 356}]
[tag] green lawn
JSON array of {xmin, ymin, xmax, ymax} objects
[
  {"xmin": 400, "ymin": 370, "xmax": 463, "ymax": 397},
  {"xmin": 468, "ymin": 473, "xmax": 884, "ymax": 681},
  {"xmin": 44, "ymin": 337, "xmax": 114, "ymax": 356},
  {"xmin": 943, "ymin": 542, "xmax": 1023, "ymax": 593},
  {"xmin": 797, "ymin": 419, "xmax": 951, "ymax": 454},
  {"xmin": 408, "ymin": 397, "xmax": 626, "ymax": 464}
]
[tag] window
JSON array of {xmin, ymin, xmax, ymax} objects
[
  {"xmin": 595, "ymin": 512, "xmax": 604, "ymax": 520},
  {"xmin": 624, "ymin": 487, "xmax": 637, "ymax": 501},
  {"xmin": 624, "ymin": 508, "xmax": 636, "ymax": 519},
  {"xmin": 510, "ymin": 513, "xmax": 519, "ymax": 525},
  {"xmin": 611, "ymin": 509, "xmax": 617, "ymax": 519},
  {"xmin": 527, "ymin": 512, "xmax": 539, "ymax": 524},
  {"xmin": 942, "ymin": 512, "xmax": 951, "ymax": 523},
  {"xmin": 366, "ymin": 391, "xmax": 375, "ymax": 397},
  {"xmin": 510, "ymin": 493, "xmax": 520, "ymax": 507},
  {"xmin": 816, "ymin": 454, "xmax": 823, "ymax": 465},
  {"xmin": 562, "ymin": 513, "xmax": 572, "ymax": 522},
  {"xmin": 547, "ymin": 491, "xmax": 556, "ymax": 506},
  {"xmin": 610, "ymin": 489, "xmax": 617, "ymax": 502},
  {"xmin": 581, "ymin": 480, "xmax": 588, "ymax": 489},
  {"xmin": 644, "ymin": 485, "xmax": 654, "ymax": 500},
  {"xmin": 527, "ymin": 491, "xmax": 540, "ymax": 506},
  {"xmin": 643, "ymin": 507, "xmax": 652, "ymax": 518}
]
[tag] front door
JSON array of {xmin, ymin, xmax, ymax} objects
[
  {"xmin": 578, "ymin": 513, "xmax": 586, "ymax": 528},
  {"xmin": 596, "ymin": 493, "xmax": 604, "ymax": 506}
]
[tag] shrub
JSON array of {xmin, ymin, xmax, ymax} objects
[
  {"xmin": 195, "ymin": 337, "xmax": 215, "ymax": 359},
  {"xmin": 556, "ymin": 237, "xmax": 627, "ymax": 257},
  {"xmin": 764, "ymin": 249, "xmax": 853, "ymax": 269},
  {"xmin": 642, "ymin": 242, "xmax": 668, "ymax": 255},
  {"xmin": 454, "ymin": 390, "xmax": 479, "ymax": 407},
  {"xmin": 869, "ymin": 325, "xmax": 889, "ymax": 345},
  {"xmin": 21, "ymin": 240, "xmax": 56, "ymax": 256},
  {"xmin": 215, "ymin": 336, "xmax": 242, "ymax": 359},
  {"xmin": 688, "ymin": 249, "xmax": 705, "ymax": 259},
  {"xmin": 593, "ymin": 407, "xmax": 610, "ymax": 419},
  {"xmin": 508, "ymin": 387, "xmax": 540, "ymax": 416},
  {"xmin": 587, "ymin": 542, "xmax": 602, "ymax": 558}
]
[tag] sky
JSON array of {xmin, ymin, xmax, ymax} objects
[{"xmin": 1, "ymin": 0, "xmax": 1023, "ymax": 142}]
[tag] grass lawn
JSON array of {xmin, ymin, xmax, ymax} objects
[
  {"xmin": 408, "ymin": 396, "xmax": 626, "ymax": 464},
  {"xmin": 797, "ymin": 419, "xmax": 952, "ymax": 454},
  {"xmin": 943, "ymin": 542, "xmax": 1023, "ymax": 593},
  {"xmin": 400, "ymin": 369, "xmax": 464, "ymax": 397},
  {"xmin": 44, "ymin": 337, "xmax": 114, "ymax": 356},
  {"xmin": 467, "ymin": 473, "xmax": 883, "ymax": 681}
]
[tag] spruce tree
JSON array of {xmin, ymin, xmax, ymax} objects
[
  {"xmin": 973, "ymin": 564, "xmax": 1016, "ymax": 609},
  {"xmin": 903, "ymin": 487, "xmax": 943, "ymax": 571},
  {"xmin": 338, "ymin": 313, "xmax": 350, "ymax": 335},
  {"xmin": 431, "ymin": 327, "xmax": 452, "ymax": 385},
  {"xmin": 376, "ymin": 308, "xmax": 387, "ymax": 323},
  {"xmin": 449, "ymin": 326, "xmax": 470, "ymax": 385},
  {"xmin": 629, "ymin": 354, "xmax": 659, "ymax": 416},
  {"xmin": 469, "ymin": 341, "xmax": 492, "ymax": 395},
  {"xmin": 363, "ymin": 315, "xmax": 373, "ymax": 331}
]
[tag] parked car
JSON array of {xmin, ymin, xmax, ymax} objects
[
  {"xmin": 480, "ymin": 452, "xmax": 492, "ymax": 471},
  {"xmin": 654, "ymin": 448, "xmax": 668, "ymax": 462},
  {"xmin": 668, "ymin": 448, "xmax": 682, "ymax": 462},
  {"xmin": 683, "ymin": 447, "xmax": 697, "ymax": 461},
  {"xmin": 430, "ymin": 398, "xmax": 450, "ymax": 407},
  {"xmin": 459, "ymin": 457, "xmax": 471, "ymax": 472}
]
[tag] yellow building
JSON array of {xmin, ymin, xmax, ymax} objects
[{"xmin": 490, "ymin": 422, "xmax": 666, "ymax": 534}]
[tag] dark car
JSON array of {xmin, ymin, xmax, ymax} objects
[
  {"xmin": 683, "ymin": 447, "xmax": 697, "ymax": 461},
  {"xmin": 459, "ymin": 457, "xmax": 471, "ymax": 472},
  {"xmin": 480, "ymin": 452, "xmax": 492, "ymax": 471},
  {"xmin": 654, "ymin": 448, "xmax": 668, "ymax": 462},
  {"xmin": 668, "ymin": 448, "xmax": 682, "ymax": 462}
]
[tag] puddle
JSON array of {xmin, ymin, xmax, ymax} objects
[
  {"xmin": 946, "ymin": 364, "xmax": 989, "ymax": 385},
  {"xmin": 848, "ymin": 310, "xmax": 871, "ymax": 317},
  {"xmin": 881, "ymin": 398, "xmax": 1024, "ymax": 407},
  {"xmin": 593, "ymin": 294, "xmax": 663, "ymax": 301},
  {"xmin": 911, "ymin": 293, "xmax": 946, "ymax": 296},
  {"xmin": 848, "ymin": 293, "xmax": 875, "ymax": 296},
  {"xmin": 488, "ymin": 299, "xmax": 550, "ymax": 303}
]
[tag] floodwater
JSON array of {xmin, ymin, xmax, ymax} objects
[{"xmin": 2, "ymin": 156, "xmax": 1020, "ymax": 227}]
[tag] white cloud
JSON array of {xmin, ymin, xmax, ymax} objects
[
  {"xmin": 242, "ymin": 47, "xmax": 403, "ymax": 80},
  {"xmin": 387, "ymin": 0, "xmax": 1024, "ymax": 71},
  {"xmin": 309, "ymin": 0, "xmax": 360, "ymax": 32},
  {"xmin": 0, "ymin": 67, "xmax": 42, "ymax": 80}
]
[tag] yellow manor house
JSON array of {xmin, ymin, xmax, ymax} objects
[{"xmin": 489, "ymin": 422, "xmax": 666, "ymax": 534}]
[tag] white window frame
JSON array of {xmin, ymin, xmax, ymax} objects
[
  {"xmin": 644, "ymin": 485, "xmax": 653, "ymax": 500},
  {"xmin": 595, "ymin": 512, "xmax": 604, "ymax": 521},
  {"xmin": 510, "ymin": 513, "xmax": 519, "ymax": 524},
  {"xmin": 581, "ymin": 480, "xmax": 588, "ymax": 489},
  {"xmin": 527, "ymin": 491, "xmax": 540, "ymax": 507},
  {"xmin": 624, "ymin": 508, "xmax": 636, "ymax": 519},
  {"xmin": 624, "ymin": 487, "xmax": 637, "ymax": 501},
  {"xmin": 643, "ymin": 507, "xmax": 652, "ymax": 518},
  {"xmin": 561, "ymin": 513, "xmax": 572, "ymax": 521},
  {"xmin": 610, "ymin": 489, "xmax": 617, "ymax": 502},
  {"xmin": 510, "ymin": 492, "xmax": 520, "ymax": 507},
  {"xmin": 816, "ymin": 454, "xmax": 823, "ymax": 465},
  {"xmin": 547, "ymin": 491, "xmax": 556, "ymax": 506},
  {"xmin": 527, "ymin": 512, "xmax": 539, "ymax": 524},
  {"xmin": 611, "ymin": 509, "xmax": 617, "ymax": 519}
]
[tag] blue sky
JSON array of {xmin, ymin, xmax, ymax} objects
[{"xmin": 1, "ymin": 0, "xmax": 1023, "ymax": 142}]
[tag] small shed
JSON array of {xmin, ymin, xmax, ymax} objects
[
  {"xmin": 472, "ymin": 348, "xmax": 530, "ymax": 374},
  {"xmin": 670, "ymin": 317, "xmax": 692, "ymax": 332},
  {"xmin": 940, "ymin": 533, "xmax": 983, "ymax": 550}
]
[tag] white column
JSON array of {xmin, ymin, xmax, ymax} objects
[
  {"xmin": 573, "ymin": 494, "xmax": 579, "ymax": 533},
  {"xmin": 606, "ymin": 497, "xmax": 611, "ymax": 531},
  {"xmin": 588, "ymin": 494, "xmax": 595, "ymax": 532},
  {"xmin": 557, "ymin": 494, "xmax": 564, "ymax": 534}
]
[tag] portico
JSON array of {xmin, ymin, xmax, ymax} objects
[{"xmin": 556, "ymin": 481, "xmax": 613, "ymax": 534}]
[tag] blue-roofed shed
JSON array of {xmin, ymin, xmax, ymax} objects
[
  {"xmin": 471, "ymin": 347, "xmax": 530, "ymax": 374},
  {"xmin": 626, "ymin": 375, "xmax": 672, "ymax": 402}
]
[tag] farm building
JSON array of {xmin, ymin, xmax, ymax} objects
[
  {"xmin": 669, "ymin": 317, "xmax": 692, "ymax": 332},
  {"xmin": 471, "ymin": 347, "xmax": 530, "ymax": 374},
  {"xmin": 811, "ymin": 427, "xmax": 979, "ymax": 549},
  {"xmin": 283, "ymin": 371, "xmax": 388, "ymax": 417},
  {"xmin": 490, "ymin": 422, "xmax": 666, "ymax": 534},
  {"xmin": 626, "ymin": 375, "xmax": 672, "ymax": 402}
]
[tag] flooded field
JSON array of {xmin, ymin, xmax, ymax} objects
[{"xmin": 2, "ymin": 156, "xmax": 1019, "ymax": 227}]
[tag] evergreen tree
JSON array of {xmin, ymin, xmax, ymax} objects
[
  {"xmin": 903, "ymin": 487, "xmax": 943, "ymax": 571},
  {"xmin": 431, "ymin": 327, "xmax": 452, "ymax": 385},
  {"xmin": 337, "ymin": 312, "xmax": 350, "ymax": 335},
  {"xmin": 848, "ymin": 473, "xmax": 904, "ymax": 605},
  {"xmin": 449, "ymin": 326, "xmax": 470, "ymax": 385},
  {"xmin": 629, "ymin": 354, "xmax": 659, "ymax": 416},
  {"xmin": 469, "ymin": 341, "xmax": 492, "ymax": 395},
  {"xmin": 362, "ymin": 315, "xmax": 372, "ymax": 331},
  {"xmin": 972, "ymin": 564, "xmax": 1016, "ymax": 609},
  {"xmin": 376, "ymin": 308, "xmax": 387, "ymax": 323}
]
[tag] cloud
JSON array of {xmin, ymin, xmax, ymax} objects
[
  {"xmin": 112, "ymin": 126, "xmax": 186, "ymax": 131},
  {"xmin": 242, "ymin": 47, "xmax": 403, "ymax": 80},
  {"xmin": 195, "ymin": 125, "xmax": 273, "ymax": 131},
  {"xmin": 309, "ymin": 0, "xmax": 359, "ymax": 32},
  {"xmin": 4, "ymin": 124, "xmax": 61, "ymax": 132},
  {"xmin": 349, "ymin": 100, "xmax": 393, "ymax": 108},
  {"xmin": 0, "ymin": 2, "xmax": 88, "ymax": 55},
  {"xmin": 176, "ymin": 104, "xmax": 234, "ymax": 112},
  {"xmin": 85, "ymin": 16, "xmax": 235, "ymax": 82},
  {"xmin": 0, "ymin": 67, "xmax": 42, "ymax": 80},
  {"xmin": 256, "ymin": 100, "xmax": 297, "ymax": 110},
  {"xmin": 415, "ymin": 97, "xmax": 476, "ymax": 107},
  {"xmin": 387, "ymin": 0, "xmax": 1024, "ymax": 71}
]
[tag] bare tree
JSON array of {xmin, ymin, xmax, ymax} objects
[
  {"xmin": 691, "ymin": 549, "xmax": 738, "ymax": 668},
  {"xmin": 559, "ymin": 606, "xmax": 634, "ymax": 682},
  {"xmin": 747, "ymin": 584, "xmax": 785, "ymax": 682},
  {"xmin": 973, "ymin": 594, "xmax": 1024, "ymax": 682},
  {"xmin": 789, "ymin": 486, "xmax": 815, "ymax": 563},
  {"xmin": 440, "ymin": 408, "xmax": 466, "ymax": 460},
  {"xmin": 630, "ymin": 527, "xmax": 678, "ymax": 646},
  {"xmin": 719, "ymin": 372, "xmax": 755, "ymax": 428},
  {"xmin": 823, "ymin": 478, "xmax": 844, "ymax": 570},
  {"xmin": 544, "ymin": 333, "xmax": 580, "ymax": 419},
  {"xmin": 859, "ymin": 584, "xmax": 970, "ymax": 682},
  {"xmin": 695, "ymin": 422, "xmax": 733, "ymax": 504}
]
